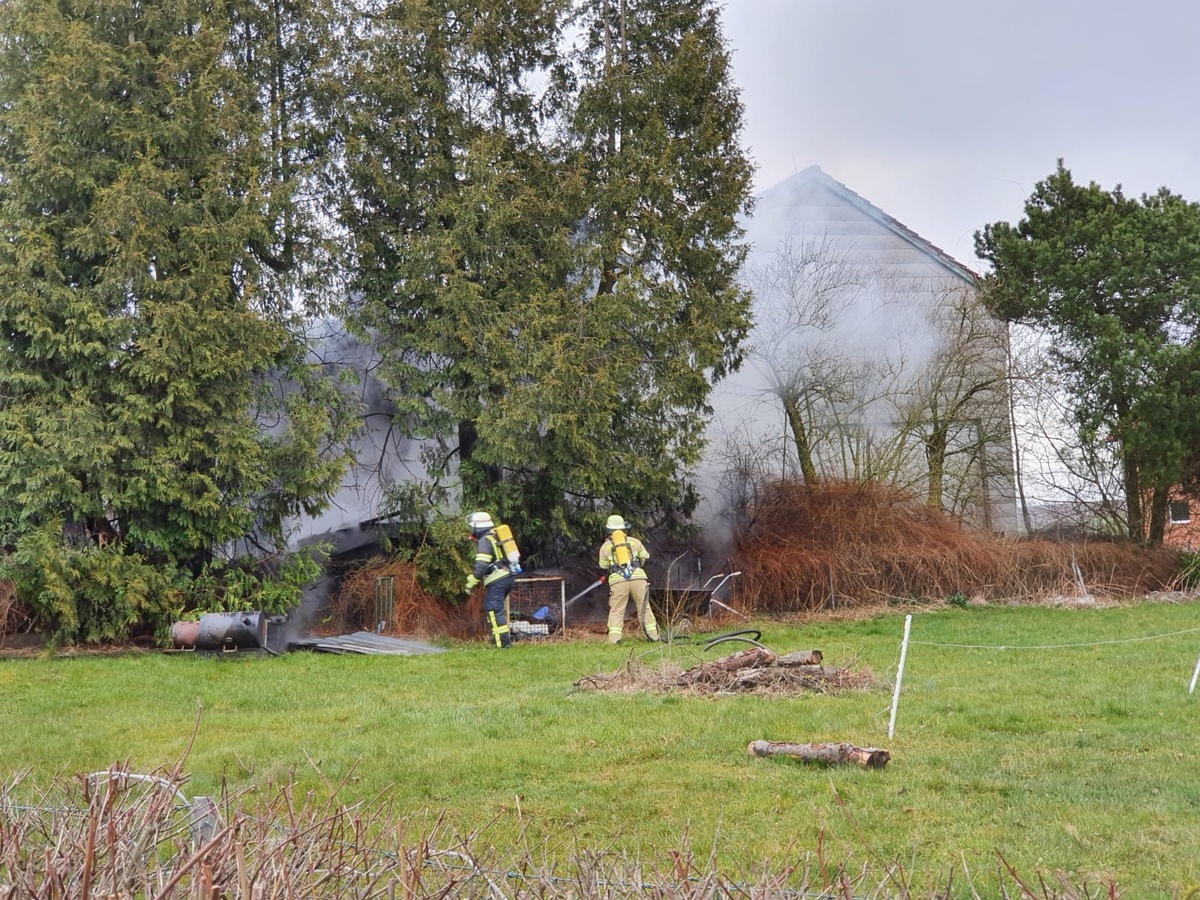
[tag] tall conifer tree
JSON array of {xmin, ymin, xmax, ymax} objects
[
  {"xmin": 977, "ymin": 163, "xmax": 1200, "ymax": 543},
  {"xmin": 0, "ymin": 0, "xmax": 349, "ymax": 634},
  {"xmin": 338, "ymin": 0, "xmax": 754, "ymax": 551},
  {"xmin": 562, "ymin": 0, "xmax": 754, "ymax": 522}
]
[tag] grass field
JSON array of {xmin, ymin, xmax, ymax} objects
[{"xmin": 3, "ymin": 600, "xmax": 1199, "ymax": 898}]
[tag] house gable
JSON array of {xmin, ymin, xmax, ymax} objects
[
  {"xmin": 748, "ymin": 165, "xmax": 978, "ymax": 287},
  {"xmin": 696, "ymin": 165, "xmax": 1018, "ymax": 534}
]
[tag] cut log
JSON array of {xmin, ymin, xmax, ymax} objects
[
  {"xmin": 775, "ymin": 650, "xmax": 823, "ymax": 666},
  {"xmin": 747, "ymin": 740, "xmax": 890, "ymax": 769},
  {"xmin": 676, "ymin": 647, "xmax": 777, "ymax": 685},
  {"xmin": 573, "ymin": 673, "xmax": 614, "ymax": 690}
]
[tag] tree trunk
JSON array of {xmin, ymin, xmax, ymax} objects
[
  {"xmin": 1121, "ymin": 447, "xmax": 1145, "ymax": 543},
  {"xmin": 747, "ymin": 740, "xmax": 890, "ymax": 769},
  {"xmin": 925, "ymin": 428, "xmax": 947, "ymax": 511},
  {"xmin": 1147, "ymin": 484, "xmax": 1168, "ymax": 546},
  {"xmin": 781, "ymin": 395, "xmax": 818, "ymax": 487}
]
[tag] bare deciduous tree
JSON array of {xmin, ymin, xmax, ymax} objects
[
  {"xmin": 1004, "ymin": 324, "xmax": 1128, "ymax": 537},
  {"xmin": 746, "ymin": 233, "xmax": 890, "ymax": 487},
  {"xmin": 737, "ymin": 233, "xmax": 1016, "ymax": 530},
  {"xmin": 888, "ymin": 282, "xmax": 1013, "ymax": 527}
]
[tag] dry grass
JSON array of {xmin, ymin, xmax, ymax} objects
[
  {"xmin": 733, "ymin": 480, "xmax": 1183, "ymax": 613},
  {"xmin": 0, "ymin": 580, "xmax": 32, "ymax": 643}
]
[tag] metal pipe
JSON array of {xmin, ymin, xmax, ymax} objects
[
  {"xmin": 709, "ymin": 596, "xmax": 749, "ymax": 619},
  {"xmin": 706, "ymin": 571, "xmax": 742, "ymax": 597},
  {"xmin": 706, "ymin": 572, "xmax": 746, "ymax": 618},
  {"xmin": 172, "ymin": 612, "xmax": 269, "ymax": 651}
]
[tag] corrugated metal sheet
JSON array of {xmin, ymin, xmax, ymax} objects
[{"xmin": 289, "ymin": 632, "xmax": 447, "ymax": 656}]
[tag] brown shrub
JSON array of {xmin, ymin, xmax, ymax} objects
[
  {"xmin": 734, "ymin": 480, "xmax": 1183, "ymax": 613},
  {"xmin": 0, "ymin": 579, "xmax": 15, "ymax": 636},
  {"xmin": 0, "ymin": 578, "xmax": 33, "ymax": 640},
  {"xmin": 326, "ymin": 558, "xmax": 477, "ymax": 641}
]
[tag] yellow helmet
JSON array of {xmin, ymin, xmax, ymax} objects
[{"xmin": 605, "ymin": 514, "xmax": 627, "ymax": 531}]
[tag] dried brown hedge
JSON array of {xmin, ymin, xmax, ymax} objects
[
  {"xmin": 733, "ymin": 480, "xmax": 1183, "ymax": 614},
  {"xmin": 326, "ymin": 558, "xmax": 477, "ymax": 641}
]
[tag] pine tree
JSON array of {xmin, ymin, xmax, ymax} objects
[
  {"xmin": 976, "ymin": 162, "xmax": 1200, "ymax": 543},
  {"xmin": 336, "ymin": 0, "xmax": 580, "ymax": 541}
]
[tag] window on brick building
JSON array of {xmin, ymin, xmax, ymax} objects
[{"xmin": 1169, "ymin": 500, "xmax": 1190, "ymax": 524}]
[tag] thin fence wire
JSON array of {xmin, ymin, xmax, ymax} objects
[
  {"xmin": 886, "ymin": 615, "xmax": 1200, "ymax": 740},
  {"xmin": 909, "ymin": 624, "xmax": 1200, "ymax": 651}
]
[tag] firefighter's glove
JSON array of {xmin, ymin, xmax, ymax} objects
[{"xmin": 464, "ymin": 574, "xmax": 480, "ymax": 593}]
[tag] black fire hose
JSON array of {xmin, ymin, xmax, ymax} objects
[
  {"xmin": 698, "ymin": 629, "xmax": 766, "ymax": 651},
  {"xmin": 643, "ymin": 628, "xmax": 766, "ymax": 655}
]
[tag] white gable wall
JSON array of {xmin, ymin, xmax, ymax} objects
[{"xmin": 695, "ymin": 168, "xmax": 1018, "ymax": 538}]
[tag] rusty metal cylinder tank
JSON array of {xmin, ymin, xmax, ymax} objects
[{"xmin": 172, "ymin": 612, "xmax": 268, "ymax": 651}]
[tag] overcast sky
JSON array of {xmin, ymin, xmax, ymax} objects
[{"xmin": 721, "ymin": 0, "xmax": 1200, "ymax": 270}]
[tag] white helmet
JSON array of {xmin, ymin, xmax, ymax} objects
[
  {"xmin": 605, "ymin": 514, "xmax": 627, "ymax": 531},
  {"xmin": 466, "ymin": 511, "xmax": 494, "ymax": 532}
]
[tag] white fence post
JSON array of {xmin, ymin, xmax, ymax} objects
[{"xmin": 888, "ymin": 614, "xmax": 912, "ymax": 740}]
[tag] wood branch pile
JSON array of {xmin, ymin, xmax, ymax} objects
[{"xmin": 573, "ymin": 646, "xmax": 878, "ymax": 697}]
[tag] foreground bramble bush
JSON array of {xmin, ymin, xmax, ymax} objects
[{"xmin": 0, "ymin": 765, "xmax": 1120, "ymax": 899}]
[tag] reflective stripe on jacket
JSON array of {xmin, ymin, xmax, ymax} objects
[{"xmin": 474, "ymin": 532, "xmax": 513, "ymax": 585}]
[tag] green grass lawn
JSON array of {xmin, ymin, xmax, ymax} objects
[{"xmin": 3, "ymin": 601, "xmax": 1200, "ymax": 898}]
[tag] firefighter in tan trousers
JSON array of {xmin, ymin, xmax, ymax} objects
[{"xmin": 598, "ymin": 514, "xmax": 659, "ymax": 643}]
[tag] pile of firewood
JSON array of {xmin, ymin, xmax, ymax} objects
[{"xmin": 673, "ymin": 646, "xmax": 881, "ymax": 695}]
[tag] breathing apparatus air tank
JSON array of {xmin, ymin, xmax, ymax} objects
[
  {"xmin": 611, "ymin": 530, "xmax": 634, "ymax": 578},
  {"xmin": 494, "ymin": 523, "xmax": 522, "ymax": 574}
]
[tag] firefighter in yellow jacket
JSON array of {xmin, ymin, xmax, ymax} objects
[
  {"xmin": 598, "ymin": 514, "xmax": 659, "ymax": 643},
  {"xmin": 464, "ymin": 511, "xmax": 516, "ymax": 649}
]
